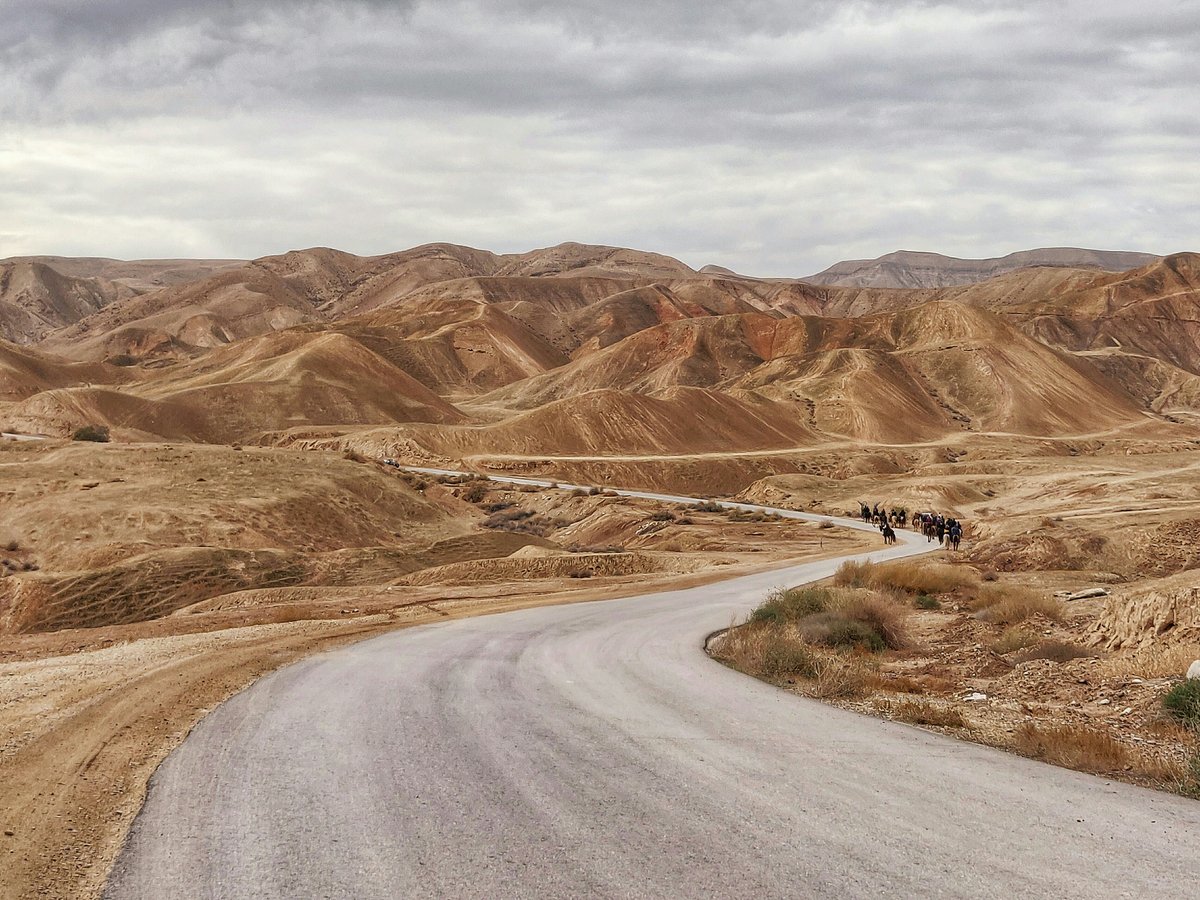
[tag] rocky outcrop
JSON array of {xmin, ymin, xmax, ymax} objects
[{"xmin": 1090, "ymin": 570, "xmax": 1200, "ymax": 650}]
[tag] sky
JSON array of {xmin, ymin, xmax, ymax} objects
[{"xmin": 1, "ymin": 0, "xmax": 1196, "ymax": 276}]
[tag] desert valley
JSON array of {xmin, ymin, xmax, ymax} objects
[{"xmin": 3, "ymin": 241, "xmax": 1200, "ymax": 897}]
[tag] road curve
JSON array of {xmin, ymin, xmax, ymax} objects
[{"xmin": 106, "ymin": 480, "xmax": 1197, "ymax": 899}]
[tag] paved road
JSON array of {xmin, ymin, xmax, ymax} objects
[{"xmin": 106, "ymin": 481, "xmax": 1198, "ymax": 899}]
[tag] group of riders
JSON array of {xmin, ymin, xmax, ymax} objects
[{"xmin": 858, "ymin": 503, "xmax": 964, "ymax": 550}]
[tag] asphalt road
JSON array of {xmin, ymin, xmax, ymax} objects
[{"xmin": 106, "ymin": 482, "xmax": 1198, "ymax": 899}]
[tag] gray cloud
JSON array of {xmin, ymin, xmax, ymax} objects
[{"xmin": 1, "ymin": 0, "xmax": 1196, "ymax": 274}]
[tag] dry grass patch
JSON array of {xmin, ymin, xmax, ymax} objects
[
  {"xmin": 990, "ymin": 626, "xmax": 1038, "ymax": 654},
  {"xmin": 835, "ymin": 559, "xmax": 977, "ymax": 595},
  {"xmin": 1011, "ymin": 640, "xmax": 1096, "ymax": 664},
  {"xmin": 971, "ymin": 583, "xmax": 1064, "ymax": 624},
  {"xmin": 1096, "ymin": 643, "xmax": 1200, "ymax": 680},
  {"xmin": 711, "ymin": 622, "xmax": 817, "ymax": 681},
  {"xmin": 1012, "ymin": 722, "xmax": 1129, "ymax": 773},
  {"xmin": 883, "ymin": 699, "xmax": 968, "ymax": 729}
]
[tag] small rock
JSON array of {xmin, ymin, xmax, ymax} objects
[
  {"xmin": 1098, "ymin": 698, "xmax": 1111, "ymax": 706},
  {"xmin": 1188, "ymin": 660, "xmax": 1200, "ymax": 681},
  {"xmin": 1121, "ymin": 707, "xmax": 1133, "ymax": 716},
  {"xmin": 963, "ymin": 692, "xmax": 988, "ymax": 702},
  {"xmin": 3, "ymin": 830, "xmax": 13, "ymax": 837},
  {"xmin": 1066, "ymin": 588, "xmax": 1110, "ymax": 601}
]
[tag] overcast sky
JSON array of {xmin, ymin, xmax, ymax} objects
[{"xmin": 1, "ymin": 0, "xmax": 1196, "ymax": 275}]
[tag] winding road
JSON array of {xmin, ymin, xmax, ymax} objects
[{"xmin": 105, "ymin": 476, "xmax": 1198, "ymax": 899}]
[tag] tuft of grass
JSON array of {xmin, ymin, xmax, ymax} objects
[
  {"xmin": 835, "ymin": 559, "xmax": 977, "ymax": 595},
  {"xmin": 885, "ymin": 699, "xmax": 968, "ymax": 729},
  {"xmin": 990, "ymin": 626, "xmax": 1038, "ymax": 654},
  {"xmin": 1012, "ymin": 722, "xmax": 1129, "ymax": 773},
  {"xmin": 1011, "ymin": 640, "xmax": 1096, "ymax": 665},
  {"xmin": 914, "ymin": 593, "xmax": 941, "ymax": 610},
  {"xmin": 1163, "ymin": 679, "xmax": 1200, "ymax": 731},
  {"xmin": 972, "ymin": 584, "xmax": 1064, "ymax": 624}
]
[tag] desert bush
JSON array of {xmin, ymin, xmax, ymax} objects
[
  {"xmin": 461, "ymin": 481, "xmax": 489, "ymax": 503},
  {"xmin": 914, "ymin": 593, "xmax": 940, "ymax": 610},
  {"xmin": 749, "ymin": 586, "xmax": 832, "ymax": 625},
  {"xmin": 1011, "ymin": 640, "xmax": 1095, "ymax": 665},
  {"xmin": 588, "ymin": 486, "xmax": 602, "ymax": 496},
  {"xmin": 342, "ymin": 449, "xmax": 367, "ymax": 463},
  {"xmin": 483, "ymin": 501, "xmax": 514, "ymax": 513},
  {"xmin": 4, "ymin": 540, "xmax": 18, "ymax": 552},
  {"xmin": 885, "ymin": 699, "xmax": 967, "ymax": 729},
  {"xmin": 980, "ymin": 569, "xmax": 999, "ymax": 582},
  {"xmin": 990, "ymin": 626, "xmax": 1038, "ymax": 654},
  {"xmin": 1163, "ymin": 679, "xmax": 1200, "ymax": 731},
  {"xmin": 818, "ymin": 520, "xmax": 834, "ymax": 529},
  {"xmin": 647, "ymin": 511, "xmax": 676, "ymax": 522},
  {"xmin": 798, "ymin": 612, "xmax": 887, "ymax": 652},
  {"xmin": 1012, "ymin": 722, "xmax": 1129, "ymax": 773},
  {"xmin": 834, "ymin": 560, "xmax": 976, "ymax": 595},
  {"xmin": 676, "ymin": 516, "xmax": 694, "ymax": 525},
  {"xmin": 107, "ymin": 353, "xmax": 138, "ymax": 366},
  {"xmin": 693, "ymin": 500, "xmax": 723, "ymax": 513},
  {"xmin": 809, "ymin": 654, "xmax": 871, "ymax": 699},
  {"xmin": 748, "ymin": 587, "xmax": 906, "ymax": 652},
  {"xmin": 72, "ymin": 424, "xmax": 110, "ymax": 443},
  {"xmin": 712, "ymin": 623, "xmax": 818, "ymax": 681}
]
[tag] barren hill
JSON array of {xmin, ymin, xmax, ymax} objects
[
  {"xmin": 807, "ymin": 248, "xmax": 1160, "ymax": 289},
  {"xmin": 7, "ymin": 240, "xmax": 1198, "ymax": 456}
]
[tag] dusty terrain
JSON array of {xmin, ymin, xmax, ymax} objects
[
  {"xmin": 2, "ymin": 241, "xmax": 1200, "ymax": 896},
  {"xmin": 0, "ymin": 438, "xmax": 867, "ymax": 900}
]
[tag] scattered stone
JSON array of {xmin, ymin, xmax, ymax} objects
[
  {"xmin": 1066, "ymin": 588, "xmax": 1109, "ymax": 601},
  {"xmin": 963, "ymin": 692, "xmax": 988, "ymax": 702},
  {"xmin": 1122, "ymin": 707, "xmax": 1133, "ymax": 716},
  {"xmin": 1098, "ymin": 698, "xmax": 1111, "ymax": 706},
  {"xmin": 1188, "ymin": 660, "xmax": 1200, "ymax": 681}
]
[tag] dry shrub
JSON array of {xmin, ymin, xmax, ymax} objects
[
  {"xmin": 836, "ymin": 593, "xmax": 908, "ymax": 651},
  {"xmin": 751, "ymin": 586, "xmax": 908, "ymax": 651},
  {"xmin": 972, "ymin": 584, "xmax": 1064, "ymax": 624},
  {"xmin": 809, "ymin": 653, "xmax": 871, "ymax": 699},
  {"xmin": 711, "ymin": 623, "xmax": 817, "ymax": 681},
  {"xmin": 885, "ymin": 699, "xmax": 968, "ymax": 728},
  {"xmin": 835, "ymin": 559, "xmax": 977, "ymax": 595},
  {"xmin": 1011, "ymin": 640, "xmax": 1095, "ymax": 664},
  {"xmin": 866, "ymin": 673, "xmax": 926, "ymax": 694},
  {"xmin": 1012, "ymin": 722, "xmax": 1129, "ymax": 773},
  {"xmin": 990, "ymin": 626, "xmax": 1038, "ymax": 654},
  {"xmin": 1097, "ymin": 644, "xmax": 1200, "ymax": 680}
]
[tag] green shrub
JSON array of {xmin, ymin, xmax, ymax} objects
[
  {"xmin": 749, "ymin": 587, "xmax": 831, "ymax": 625},
  {"xmin": 914, "ymin": 594, "xmax": 940, "ymax": 610},
  {"xmin": 72, "ymin": 424, "xmax": 110, "ymax": 443},
  {"xmin": 1163, "ymin": 679, "xmax": 1200, "ymax": 731}
]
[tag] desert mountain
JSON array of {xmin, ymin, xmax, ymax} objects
[
  {"xmin": 806, "ymin": 248, "xmax": 1160, "ymax": 289},
  {"xmin": 6, "ymin": 240, "xmax": 1198, "ymax": 456}
]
